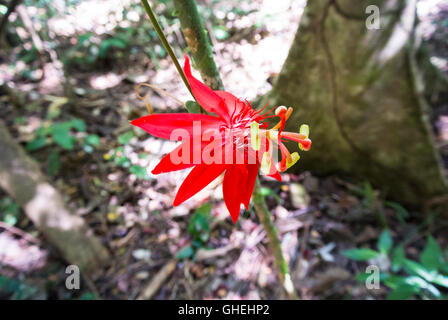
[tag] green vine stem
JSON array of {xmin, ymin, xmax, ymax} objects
[
  {"xmin": 140, "ymin": 0, "xmax": 192, "ymax": 96},
  {"xmin": 141, "ymin": 0, "xmax": 297, "ymax": 299},
  {"xmin": 253, "ymin": 179, "xmax": 297, "ymax": 299},
  {"xmin": 173, "ymin": 0, "xmax": 224, "ymax": 90}
]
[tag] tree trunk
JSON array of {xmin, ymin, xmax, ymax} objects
[
  {"xmin": 0, "ymin": 121, "xmax": 109, "ymax": 276},
  {"xmin": 269, "ymin": 0, "xmax": 447, "ymax": 204}
]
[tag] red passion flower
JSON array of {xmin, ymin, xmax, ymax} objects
[{"xmin": 131, "ymin": 55, "xmax": 311, "ymax": 223}]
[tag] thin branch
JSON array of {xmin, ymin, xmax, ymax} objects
[
  {"xmin": 140, "ymin": 0, "xmax": 192, "ymax": 97},
  {"xmin": 253, "ymin": 179, "xmax": 297, "ymax": 299}
]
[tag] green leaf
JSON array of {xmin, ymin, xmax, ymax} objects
[
  {"xmin": 99, "ymin": 38, "xmax": 127, "ymax": 58},
  {"xmin": 129, "ymin": 165, "xmax": 149, "ymax": 180},
  {"xmin": 355, "ymin": 272, "xmax": 369, "ymax": 283},
  {"xmin": 176, "ymin": 246, "xmax": 194, "ymax": 260},
  {"xmin": 384, "ymin": 275, "xmax": 407, "ymax": 289},
  {"xmin": 404, "ymin": 276, "xmax": 441, "ymax": 298},
  {"xmin": 53, "ymin": 134, "xmax": 74, "ymax": 149},
  {"xmin": 107, "ymin": 38, "xmax": 127, "ymax": 48},
  {"xmin": 420, "ymin": 236, "xmax": 443, "ymax": 271},
  {"xmin": 212, "ymin": 26, "xmax": 229, "ymax": 40},
  {"xmin": 14, "ymin": 116, "xmax": 27, "ymax": 125},
  {"xmin": 195, "ymin": 203, "xmax": 212, "ymax": 216},
  {"xmin": 0, "ymin": 275, "xmax": 39, "ymax": 300},
  {"xmin": 387, "ymin": 284, "xmax": 416, "ymax": 300},
  {"xmin": 383, "ymin": 272, "xmax": 442, "ymax": 299},
  {"xmin": 403, "ymin": 259, "xmax": 437, "ymax": 283},
  {"xmin": 356, "ymin": 271, "xmax": 388, "ymax": 283},
  {"xmin": 384, "ymin": 274, "xmax": 441, "ymax": 299},
  {"xmin": 432, "ymin": 274, "xmax": 448, "ymax": 288},
  {"xmin": 392, "ymin": 244, "xmax": 406, "ymax": 272},
  {"xmin": 258, "ymin": 186, "xmax": 281, "ymax": 202},
  {"xmin": 36, "ymin": 125, "xmax": 51, "ymax": 136},
  {"xmin": 3, "ymin": 213, "xmax": 18, "ymax": 226},
  {"xmin": 114, "ymin": 156, "xmax": 130, "ymax": 167},
  {"xmin": 188, "ymin": 204, "xmax": 211, "ymax": 244},
  {"xmin": 70, "ymin": 118, "xmax": 86, "ymax": 132},
  {"xmin": 85, "ymin": 134, "xmax": 100, "ymax": 146},
  {"xmin": 185, "ymin": 101, "xmax": 201, "ymax": 114},
  {"xmin": 385, "ymin": 201, "xmax": 408, "ymax": 225},
  {"xmin": 1, "ymin": 198, "xmax": 19, "ymax": 227},
  {"xmin": 78, "ymin": 33, "xmax": 92, "ymax": 44},
  {"xmin": 377, "ymin": 230, "xmax": 393, "ymax": 254},
  {"xmin": 26, "ymin": 136, "xmax": 46, "ymax": 151},
  {"xmin": 259, "ymin": 186, "xmax": 274, "ymax": 197},
  {"xmin": 79, "ymin": 292, "xmax": 96, "ymax": 300},
  {"xmin": 47, "ymin": 150, "xmax": 60, "ymax": 176},
  {"xmin": 118, "ymin": 131, "xmax": 134, "ymax": 145},
  {"xmin": 51, "ymin": 124, "xmax": 74, "ymax": 150},
  {"xmin": 342, "ymin": 248, "xmax": 379, "ymax": 261},
  {"xmin": 362, "ymin": 181, "xmax": 375, "ymax": 208}
]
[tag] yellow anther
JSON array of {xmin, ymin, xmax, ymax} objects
[
  {"xmin": 277, "ymin": 152, "xmax": 300, "ymax": 172},
  {"xmin": 250, "ymin": 121, "xmax": 261, "ymax": 150},
  {"xmin": 286, "ymin": 152, "xmax": 300, "ymax": 169},
  {"xmin": 299, "ymin": 124, "xmax": 310, "ymax": 150},
  {"xmin": 268, "ymin": 130, "xmax": 279, "ymax": 144},
  {"xmin": 260, "ymin": 152, "xmax": 271, "ymax": 175},
  {"xmin": 299, "ymin": 124, "xmax": 309, "ymax": 138}
]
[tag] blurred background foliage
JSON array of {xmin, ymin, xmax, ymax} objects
[{"xmin": 0, "ymin": 0, "xmax": 447, "ymax": 300}]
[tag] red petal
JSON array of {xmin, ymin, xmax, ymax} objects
[
  {"xmin": 151, "ymin": 142, "xmax": 195, "ymax": 174},
  {"xmin": 215, "ymin": 91, "xmax": 246, "ymax": 120},
  {"xmin": 242, "ymin": 164, "xmax": 259, "ymax": 209},
  {"xmin": 173, "ymin": 164, "xmax": 226, "ymax": 206},
  {"xmin": 183, "ymin": 55, "xmax": 228, "ymax": 119},
  {"xmin": 268, "ymin": 171, "xmax": 282, "ymax": 182},
  {"xmin": 267, "ymin": 153, "xmax": 282, "ymax": 181},
  {"xmin": 223, "ymin": 165, "xmax": 247, "ymax": 223},
  {"xmin": 131, "ymin": 113, "xmax": 225, "ymax": 140},
  {"xmin": 153, "ymin": 135, "xmax": 224, "ymax": 174}
]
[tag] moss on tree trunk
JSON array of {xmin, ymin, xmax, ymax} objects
[{"xmin": 268, "ymin": 0, "xmax": 447, "ymax": 204}]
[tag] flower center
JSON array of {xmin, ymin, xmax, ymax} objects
[{"xmin": 250, "ymin": 105, "xmax": 311, "ymax": 173}]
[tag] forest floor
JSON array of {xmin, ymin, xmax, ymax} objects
[{"xmin": 0, "ymin": 0, "xmax": 447, "ymax": 300}]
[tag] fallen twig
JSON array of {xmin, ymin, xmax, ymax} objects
[{"xmin": 137, "ymin": 259, "xmax": 177, "ymax": 300}]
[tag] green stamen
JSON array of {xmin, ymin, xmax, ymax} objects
[
  {"xmin": 286, "ymin": 152, "xmax": 300, "ymax": 169},
  {"xmin": 260, "ymin": 152, "xmax": 271, "ymax": 175},
  {"xmin": 299, "ymin": 124, "xmax": 309, "ymax": 150},
  {"xmin": 250, "ymin": 121, "xmax": 261, "ymax": 151}
]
